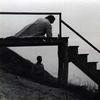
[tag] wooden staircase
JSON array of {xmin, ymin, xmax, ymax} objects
[
  {"xmin": 61, "ymin": 20, "xmax": 100, "ymax": 90},
  {"xmin": 68, "ymin": 46, "xmax": 100, "ymax": 87}
]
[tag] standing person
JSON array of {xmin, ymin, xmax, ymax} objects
[
  {"xmin": 34, "ymin": 56, "xmax": 45, "ymax": 83},
  {"xmin": 14, "ymin": 15, "xmax": 55, "ymax": 38}
]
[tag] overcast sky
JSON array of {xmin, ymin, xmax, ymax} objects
[{"xmin": 0, "ymin": 0, "xmax": 100, "ymax": 87}]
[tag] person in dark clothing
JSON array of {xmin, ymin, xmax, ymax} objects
[
  {"xmin": 34, "ymin": 56, "xmax": 45, "ymax": 82},
  {"xmin": 35, "ymin": 56, "xmax": 44, "ymax": 72}
]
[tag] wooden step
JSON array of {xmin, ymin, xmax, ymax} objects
[
  {"xmin": 95, "ymin": 70, "xmax": 100, "ymax": 76},
  {"xmin": 86, "ymin": 62, "xmax": 97, "ymax": 71},
  {"xmin": 69, "ymin": 54, "xmax": 88, "ymax": 65},
  {"xmin": 97, "ymin": 70, "xmax": 100, "ymax": 73},
  {"xmin": 92, "ymin": 70, "xmax": 100, "ymax": 82},
  {"xmin": 68, "ymin": 46, "xmax": 79, "ymax": 57},
  {"xmin": 76, "ymin": 54, "xmax": 88, "ymax": 63}
]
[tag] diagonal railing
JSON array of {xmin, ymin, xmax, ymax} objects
[{"xmin": 61, "ymin": 20, "xmax": 100, "ymax": 54}]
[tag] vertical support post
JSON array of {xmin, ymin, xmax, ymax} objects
[
  {"xmin": 63, "ymin": 42, "xmax": 69, "ymax": 88},
  {"xmin": 58, "ymin": 39, "xmax": 68, "ymax": 88},
  {"xmin": 59, "ymin": 13, "xmax": 62, "ymax": 38},
  {"xmin": 58, "ymin": 43, "xmax": 64, "ymax": 87}
]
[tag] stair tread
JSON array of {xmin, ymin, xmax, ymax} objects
[
  {"xmin": 68, "ymin": 46, "xmax": 79, "ymax": 56},
  {"xmin": 76, "ymin": 54, "xmax": 88, "ymax": 63},
  {"xmin": 77, "ymin": 54, "xmax": 88, "ymax": 58},
  {"xmin": 87, "ymin": 62, "xmax": 98, "ymax": 64},
  {"xmin": 97, "ymin": 70, "xmax": 100, "ymax": 72},
  {"xmin": 86, "ymin": 62, "xmax": 97, "ymax": 70},
  {"xmin": 68, "ymin": 46, "xmax": 79, "ymax": 48},
  {"xmin": 78, "ymin": 54, "xmax": 89, "ymax": 56},
  {"xmin": 96, "ymin": 70, "xmax": 100, "ymax": 73}
]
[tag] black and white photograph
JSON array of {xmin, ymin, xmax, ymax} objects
[{"xmin": 0, "ymin": 0, "xmax": 100, "ymax": 100}]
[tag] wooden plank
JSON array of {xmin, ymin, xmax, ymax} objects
[{"xmin": 0, "ymin": 37, "xmax": 68, "ymax": 47}]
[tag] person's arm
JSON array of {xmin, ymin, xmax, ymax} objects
[{"xmin": 46, "ymin": 24, "xmax": 52, "ymax": 37}]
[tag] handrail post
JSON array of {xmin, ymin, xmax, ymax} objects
[{"xmin": 59, "ymin": 13, "xmax": 62, "ymax": 38}]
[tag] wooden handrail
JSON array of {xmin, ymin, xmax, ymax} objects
[
  {"xmin": 61, "ymin": 20, "xmax": 100, "ymax": 53},
  {"xmin": 0, "ymin": 12, "xmax": 61, "ymax": 15}
]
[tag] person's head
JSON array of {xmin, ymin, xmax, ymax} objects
[
  {"xmin": 45, "ymin": 15, "xmax": 55, "ymax": 24},
  {"xmin": 37, "ymin": 56, "xmax": 42, "ymax": 63}
]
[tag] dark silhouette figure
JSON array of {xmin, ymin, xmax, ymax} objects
[
  {"xmin": 33, "ymin": 56, "xmax": 45, "ymax": 82},
  {"xmin": 36, "ymin": 56, "xmax": 44, "ymax": 71},
  {"xmin": 14, "ymin": 15, "xmax": 55, "ymax": 38}
]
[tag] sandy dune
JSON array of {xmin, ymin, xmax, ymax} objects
[{"xmin": 0, "ymin": 70, "xmax": 68, "ymax": 100}]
